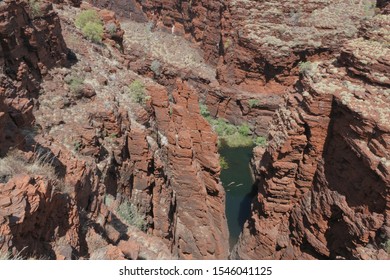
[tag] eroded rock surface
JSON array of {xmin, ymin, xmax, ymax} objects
[
  {"xmin": 233, "ymin": 13, "xmax": 390, "ymax": 260},
  {"xmin": 1, "ymin": 0, "xmax": 389, "ymax": 260},
  {"xmin": 1, "ymin": 0, "xmax": 228, "ymax": 259}
]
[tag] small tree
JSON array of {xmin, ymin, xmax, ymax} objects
[
  {"xmin": 248, "ymin": 99, "xmax": 260, "ymax": 108},
  {"xmin": 255, "ymin": 136, "xmax": 267, "ymax": 147},
  {"xmin": 238, "ymin": 123, "xmax": 251, "ymax": 136},
  {"xmin": 220, "ymin": 156, "xmax": 229, "ymax": 170}
]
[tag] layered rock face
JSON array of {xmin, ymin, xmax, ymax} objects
[
  {"xmin": 149, "ymin": 80, "xmax": 229, "ymax": 258},
  {"xmin": 1, "ymin": 0, "xmax": 388, "ymax": 260},
  {"xmin": 0, "ymin": 174, "xmax": 80, "ymax": 259},
  {"xmin": 0, "ymin": 0, "xmax": 78, "ymax": 258},
  {"xmin": 233, "ymin": 12, "xmax": 390, "ymax": 260},
  {"xmin": 0, "ymin": 0, "xmax": 69, "ymax": 155},
  {"xmin": 108, "ymin": 0, "xmax": 378, "ymax": 135},
  {"xmin": 110, "ymin": 0, "xmax": 375, "ymax": 88},
  {"xmin": 219, "ymin": 0, "xmax": 375, "ymax": 88},
  {"xmin": 1, "ymin": 1, "xmax": 228, "ymax": 259},
  {"xmin": 0, "ymin": 0, "xmax": 68, "ymax": 91}
]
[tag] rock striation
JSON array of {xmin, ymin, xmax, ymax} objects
[
  {"xmin": 1, "ymin": 0, "xmax": 389, "ymax": 260},
  {"xmin": 1, "ymin": 1, "xmax": 229, "ymax": 259},
  {"xmin": 233, "ymin": 12, "xmax": 390, "ymax": 260}
]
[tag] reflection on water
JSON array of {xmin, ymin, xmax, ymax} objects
[{"xmin": 219, "ymin": 145, "xmax": 256, "ymax": 249}]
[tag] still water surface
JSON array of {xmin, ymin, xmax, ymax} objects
[{"xmin": 219, "ymin": 145, "xmax": 256, "ymax": 248}]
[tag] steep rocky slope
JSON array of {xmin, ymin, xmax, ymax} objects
[
  {"xmin": 89, "ymin": 0, "xmax": 380, "ymax": 135},
  {"xmin": 1, "ymin": 0, "xmax": 228, "ymax": 259},
  {"xmin": 233, "ymin": 11, "xmax": 390, "ymax": 260},
  {"xmin": 0, "ymin": 0, "xmax": 389, "ymax": 260}
]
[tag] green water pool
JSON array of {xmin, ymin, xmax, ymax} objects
[{"xmin": 219, "ymin": 145, "xmax": 256, "ymax": 248}]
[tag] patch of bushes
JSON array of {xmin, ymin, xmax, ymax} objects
[
  {"xmin": 117, "ymin": 201, "xmax": 147, "ymax": 231},
  {"xmin": 199, "ymin": 100, "xmax": 267, "ymax": 148},
  {"xmin": 254, "ymin": 136, "xmax": 267, "ymax": 147},
  {"xmin": 75, "ymin": 10, "xmax": 104, "ymax": 43},
  {"xmin": 198, "ymin": 102, "xmax": 268, "ymax": 148},
  {"xmin": 129, "ymin": 80, "xmax": 150, "ymax": 105},
  {"xmin": 199, "ymin": 103, "xmax": 211, "ymax": 119},
  {"xmin": 210, "ymin": 118, "xmax": 253, "ymax": 148},
  {"xmin": 83, "ymin": 22, "xmax": 104, "ymax": 43}
]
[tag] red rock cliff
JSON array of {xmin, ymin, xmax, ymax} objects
[
  {"xmin": 233, "ymin": 13, "xmax": 390, "ymax": 259},
  {"xmin": 1, "ymin": 1, "xmax": 229, "ymax": 259}
]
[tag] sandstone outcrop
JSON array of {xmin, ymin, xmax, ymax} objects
[
  {"xmin": 106, "ymin": 0, "xmax": 380, "ymax": 136},
  {"xmin": 233, "ymin": 12, "xmax": 390, "ymax": 259},
  {"xmin": 1, "ymin": 0, "xmax": 389, "ymax": 260},
  {"xmin": 0, "ymin": 0, "xmax": 69, "ymax": 155},
  {"xmin": 0, "ymin": 173, "xmax": 80, "ymax": 259},
  {"xmin": 1, "ymin": 1, "xmax": 229, "ymax": 259},
  {"xmin": 0, "ymin": 0, "xmax": 68, "ymax": 91}
]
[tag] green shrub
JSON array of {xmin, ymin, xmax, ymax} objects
[
  {"xmin": 199, "ymin": 103, "xmax": 210, "ymax": 118},
  {"xmin": 209, "ymin": 119, "xmax": 253, "ymax": 147},
  {"xmin": 75, "ymin": 10, "xmax": 104, "ymax": 43},
  {"xmin": 220, "ymin": 156, "xmax": 229, "ymax": 170},
  {"xmin": 129, "ymin": 80, "xmax": 149, "ymax": 105},
  {"xmin": 255, "ymin": 136, "xmax": 267, "ymax": 147},
  {"xmin": 238, "ymin": 123, "xmax": 251, "ymax": 136},
  {"xmin": 248, "ymin": 99, "xmax": 260, "ymax": 108},
  {"xmin": 224, "ymin": 132, "xmax": 254, "ymax": 148},
  {"xmin": 82, "ymin": 22, "xmax": 104, "ymax": 43},
  {"xmin": 75, "ymin": 10, "xmax": 101, "ymax": 29},
  {"xmin": 117, "ymin": 201, "xmax": 147, "ymax": 231},
  {"xmin": 213, "ymin": 119, "xmax": 235, "ymax": 136}
]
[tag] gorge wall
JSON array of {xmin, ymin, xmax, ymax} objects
[
  {"xmin": 89, "ymin": 0, "xmax": 380, "ymax": 134},
  {"xmin": 1, "ymin": 0, "xmax": 228, "ymax": 259},
  {"xmin": 0, "ymin": 0, "xmax": 389, "ymax": 260},
  {"xmin": 233, "ymin": 9, "xmax": 390, "ymax": 259}
]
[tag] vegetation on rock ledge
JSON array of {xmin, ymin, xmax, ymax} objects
[
  {"xmin": 75, "ymin": 10, "xmax": 104, "ymax": 43},
  {"xmin": 129, "ymin": 80, "xmax": 150, "ymax": 105},
  {"xmin": 200, "ymin": 103, "xmax": 267, "ymax": 148},
  {"xmin": 117, "ymin": 201, "xmax": 147, "ymax": 231}
]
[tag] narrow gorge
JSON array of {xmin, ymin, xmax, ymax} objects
[{"xmin": 0, "ymin": 0, "xmax": 389, "ymax": 260}]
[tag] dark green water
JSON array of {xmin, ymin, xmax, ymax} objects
[{"xmin": 219, "ymin": 145, "xmax": 256, "ymax": 248}]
